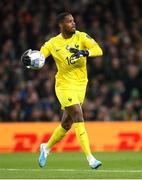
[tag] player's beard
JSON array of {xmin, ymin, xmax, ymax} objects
[
  {"xmin": 68, "ymin": 30, "xmax": 75, "ymax": 35},
  {"xmin": 65, "ymin": 29, "xmax": 76, "ymax": 37}
]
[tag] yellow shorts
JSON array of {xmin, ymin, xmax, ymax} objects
[{"xmin": 55, "ymin": 87, "xmax": 86, "ymax": 110}]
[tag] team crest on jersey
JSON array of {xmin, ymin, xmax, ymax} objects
[{"xmin": 75, "ymin": 44, "xmax": 79, "ymax": 49}]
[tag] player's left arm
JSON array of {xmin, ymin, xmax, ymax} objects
[
  {"xmin": 82, "ymin": 33, "xmax": 103, "ymax": 57},
  {"xmin": 66, "ymin": 33, "xmax": 103, "ymax": 62}
]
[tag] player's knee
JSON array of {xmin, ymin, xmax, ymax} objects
[
  {"xmin": 61, "ymin": 122, "xmax": 72, "ymax": 131},
  {"xmin": 70, "ymin": 109, "xmax": 84, "ymax": 122}
]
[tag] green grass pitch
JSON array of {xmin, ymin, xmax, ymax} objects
[{"xmin": 0, "ymin": 152, "xmax": 142, "ymax": 179}]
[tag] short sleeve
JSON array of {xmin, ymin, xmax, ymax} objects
[
  {"xmin": 81, "ymin": 32, "xmax": 97, "ymax": 49},
  {"xmin": 40, "ymin": 41, "xmax": 51, "ymax": 58}
]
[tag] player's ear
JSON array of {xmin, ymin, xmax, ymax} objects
[{"xmin": 59, "ymin": 22, "xmax": 62, "ymax": 29}]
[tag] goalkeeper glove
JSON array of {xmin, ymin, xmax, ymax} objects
[
  {"xmin": 21, "ymin": 49, "xmax": 32, "ymax": 67},
  {"xmin": 66, "ymin": 45, "xmax": 89, "ymax": 62}
]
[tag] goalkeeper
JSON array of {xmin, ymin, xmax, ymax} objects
[{"xmin": 21, "ymin": 12, "xmax": 103, "ymax": 169}]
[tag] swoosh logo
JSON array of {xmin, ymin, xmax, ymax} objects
[{"xmin": 56, "ymin": 49, "xmax": 61, "ymax": 52}]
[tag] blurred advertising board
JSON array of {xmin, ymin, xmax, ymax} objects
[{"xmin": 0, "ymin": 122, "xmax": 142, "ymax": 152}]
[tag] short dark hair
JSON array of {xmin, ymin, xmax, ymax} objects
[{"xmin": 57, "ymin": 12, "xmax": 71, "ymax": 24}]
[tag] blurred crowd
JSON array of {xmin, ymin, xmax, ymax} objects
[{"xmin": 0, "ymin": 0, "xmax": 142, "ymax": 121}]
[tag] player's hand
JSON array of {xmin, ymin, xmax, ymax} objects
[
  {"xmin": 66, "ymin": 45, "xmax": 89, "ymax": 62},
  {"xmin": 21, "ymin": 49, "xmax": 32, "ymax": 66},
  {"xmin": 70, "ymin": 49, "xmax": 89, "ymax": 62}
]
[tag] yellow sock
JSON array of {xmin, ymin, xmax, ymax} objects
[
  {"xmin": 74, "ymin": 122, "xmax": 91, "ymax": 156},
  {"xmin": 47, "ymin": 125, "xmax": 67, "ymax": 149}
]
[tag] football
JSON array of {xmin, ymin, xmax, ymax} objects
[{"xmin": 27, "ymin": 50, "xmax": 45, "ymax": 70}]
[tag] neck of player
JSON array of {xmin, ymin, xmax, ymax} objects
[{"xmin": 61, "ymin": 31, "xmax": 74, "ymax": 39}]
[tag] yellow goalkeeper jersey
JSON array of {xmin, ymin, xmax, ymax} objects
[{"xmin": 40, "ymin": 31, "xmax": 102, "ymax": 89}]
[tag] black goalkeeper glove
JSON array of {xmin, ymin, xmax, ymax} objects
[
  {"xmin": 21, "ymin": 49, "xmax": 32, "ymax": 67},
  {"xmin": 66, "ymin": 45, "xmax": 89, "ymax": 62}
]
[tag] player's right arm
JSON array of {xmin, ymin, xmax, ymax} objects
[
  {"xmin": 21, "ymin": 40, "xmax": 51, "ymax": 67},
  {"xmin": 40, "ymin": 41, "xmax": 51, "ymax": 59}
]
